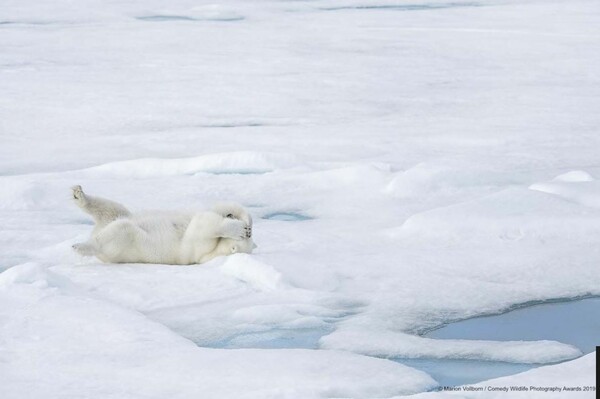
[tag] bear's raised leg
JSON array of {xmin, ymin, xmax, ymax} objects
[{"xmin": 72, "ymin": 185, "xmax": 131, "ymax": 229}]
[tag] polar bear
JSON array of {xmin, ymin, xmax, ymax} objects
[{"xmin": 71, "ymin": 185, "xmax": 256, "ymax": 265}]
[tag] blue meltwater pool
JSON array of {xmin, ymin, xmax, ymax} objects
[{"xmin": 394, "ymin": 297, "xmax": 600, "ymax": 387}]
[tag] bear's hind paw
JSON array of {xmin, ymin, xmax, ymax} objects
[
  {"xmin": 72, "ymin": 242, "xmax": 95, "ymax": 256},
  {"xmin": 71, "ymin": 185, "xmax": 87, "ymax": 203}
]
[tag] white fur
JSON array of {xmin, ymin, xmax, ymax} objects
[{"xmin": 71, "ymin": 185, "xmax": 256, "ymax": 265}]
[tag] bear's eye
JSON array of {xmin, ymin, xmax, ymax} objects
[{"xmin": 226, "ymin": 213, "xmax": 234, "ymax": 219}]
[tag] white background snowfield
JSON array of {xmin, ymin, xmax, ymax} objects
[{"xmin": 0, "ymin": 0, "xmax": 599, "ymax": 398}]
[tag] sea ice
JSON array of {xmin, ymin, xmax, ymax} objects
[{"xmin": 1, "ymin": 0, "xmax": 599, "ymax": 396}]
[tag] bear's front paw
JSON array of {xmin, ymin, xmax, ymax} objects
[{"xmin": 222, "ymin": 219, "xmax": 247, "ymax": 240}]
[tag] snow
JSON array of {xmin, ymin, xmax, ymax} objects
[
  {"xmin": 396, "ymin": 187, "xmax": 600, "ymax": 243},
  {"xmin": 320, "ymin": 329, "xmax": 582, "ymax": 364},
  {"xmin": 0, "ymin": 263, "xmax": 436, "ymax": 399},
  {"xmin": 78, "ymin": 151, "xmax": 299, "ymax": 178},
  {"xmin": 220, "ymin": 253, "xmax": 284, "ymax": 291},
  {"xmin": 530, "ymin": 173, "xmax": 600, "ymax": 208},
  {"xmin": 552, "ymin": 171, "xmax": 594, "ymax": 183},
  {"xmin": 1, "ymin": 0, "xmax": 599, "ymax": 397}
]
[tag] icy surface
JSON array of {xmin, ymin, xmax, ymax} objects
[
  {"xmin": 0, "ymin": 263, "xmax": 436, "ymax": 398},
  {"xmin": 395, "ymin": 358, "xmax": 536, "ymax": 388},
  {"xmin": 1, "ymin": 0, "xmax": 599, "ymax": 397},
  {"xmin": 262, "ymin": 212, "xmax": 313, "ymax": 221},
  {"xmin": 392, "ymin": 297, "xmax": 599, "ymax": 387},
  {"xmin": 320, "ymin": 328, "xmax": 582, "ymax": 363},
  {"xmin": 408, "ymin": 353, "xmax": 596, "ymax": 398}
]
